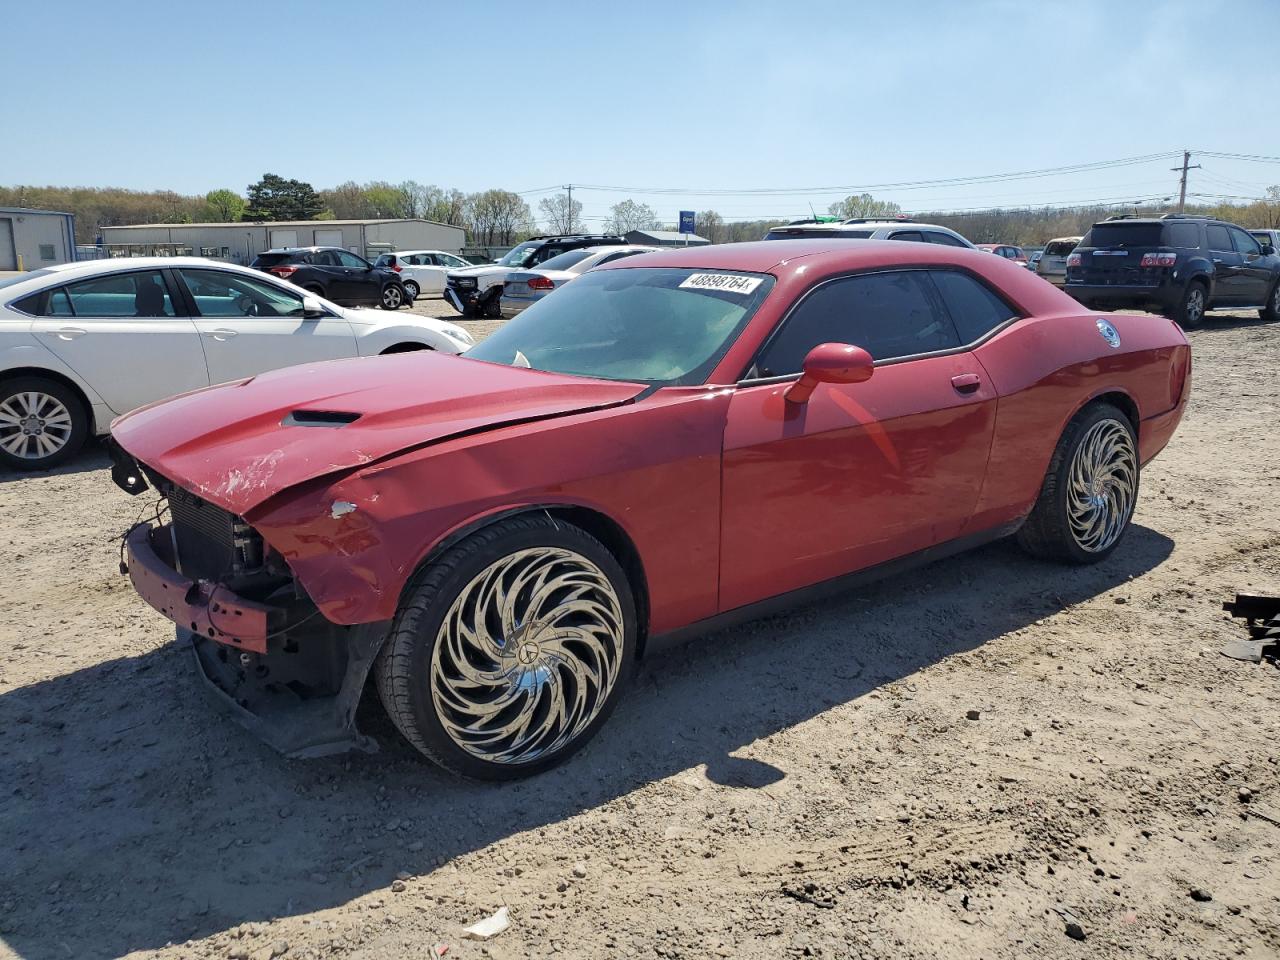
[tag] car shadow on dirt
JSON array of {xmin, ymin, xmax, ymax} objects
[
  {"xmin": 0, "ymin": 441, "xmax": 110, "ymax": 485},
  {"xmin": 0, "ymin": 525, "xmax": 1173, "ymax": 959}
]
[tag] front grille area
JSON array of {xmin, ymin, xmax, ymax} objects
[
  {"xmin": 144, "ymin": 470, "xmax": 262, "ymax": 582},
  {"xmin": 167, "ymin": 490, "xmax": 238, "ymax": 581},
  {"xmin": 449, "ymin": 276, "xmax": 477, "ymax": 289}
]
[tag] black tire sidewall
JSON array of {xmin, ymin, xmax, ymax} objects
[
  {"xmin": 0, "ymin": 376, "xmax": 90, "ymax": 471},
  {"xmin": 388, "ymin": 518, "xmax": 637, "ymax": 780},
  {"xmin": 1043, "ymin": 404, "xmax": 1140, "ymax": 564},
  {"xmin": 1260, "ymin": 280, "xmax": 1280, "ymax": 322},
  {"xmin": 1176, "ymin": 280, "xmax": 1207, "ymax": 329},
  {"xmin": 380, "ymin": 284, "xmax": 404, "ymax": 310},
  {"xmin": 403, "ymin": 280, "xmax": 419, "ymax": 300}
]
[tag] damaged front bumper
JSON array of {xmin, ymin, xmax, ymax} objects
[{"xmin": 123, "ymin": 522, "xmax": 390, "ymax": 759}]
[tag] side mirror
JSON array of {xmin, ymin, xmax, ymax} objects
[
  {"xmin": 1263, "ymin": 243, "xmax": 1276, "ymax": 256},
  {"xmin": 785, "ymin": 343, "xmax": 874, "ymax": 404},
  {"xmin": 302, "ymin": 295, "xmax": 327, "ymax": 319}
]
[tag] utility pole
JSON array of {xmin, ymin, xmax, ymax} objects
[
  {"xmin": 1172, "ymin": 150, "xmax": 1201, "ymax": 213},
  {"xmin": 564, "ymin": 184, "xmax": 574, "ymax": 233}
]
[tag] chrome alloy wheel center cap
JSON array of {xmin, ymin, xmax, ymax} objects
[{"xmin": 20, "ymin": 415, "xmax": 45, "ymax": 436}]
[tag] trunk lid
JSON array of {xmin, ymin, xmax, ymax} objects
[{"xmin": 112, "ymin": 352, "xmax": 644, "ymax": 515}]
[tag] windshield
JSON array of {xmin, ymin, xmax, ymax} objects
[
  {"xmin": 497, "ymin": 243, "xmax": 540, "ymax": 267},
  {"xmin": 1081, "ymin": 223, "xmax": 1163, "ymax": 248},
  {"xmin": 1044, "ymin": 240, "xmax": 1079, "ymax": 256},
  {"xmin": 763, "ymin": 228, "xmax": 875, "ymax": 240},
  {"xmin": 0, "ymin": 268, "xmax": 58, "ymax": 290},
  {"xmin": 465, "ymin": 267, "xmax": 775, "ymax": 386},
  {"xmin": 537, "ymin": 249, "xmax": 596, "ymax": 272}
]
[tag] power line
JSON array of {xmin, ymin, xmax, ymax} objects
[{"xmin": 549, "ymin": 152, "xmax": 1182, "ymax": 198}]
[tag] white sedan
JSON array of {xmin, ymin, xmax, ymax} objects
[
  {"xmin": 373, "ymin": 250, "xmax": 473, "ymax": 299},
  {"xmin": 0, "ymin": 257, "xmax": 474, "ymax": 470}
]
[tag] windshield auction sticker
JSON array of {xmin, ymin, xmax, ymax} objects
[{"xmin": 678, "ymin": 273, "xmax": 763, "ymax": 295}]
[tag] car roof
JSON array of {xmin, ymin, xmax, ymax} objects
[
  {"xmin": 383, "ymin": 249, "xmax": 459, "ymax": 256},
  {"xmin": 595, "ymin": 238, "xmax": 1025, "ymax": 276},
  {"xmin": 580, "ymin": 245, "xmax": 660, "ymax": 254}
]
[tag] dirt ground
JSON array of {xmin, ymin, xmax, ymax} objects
[{"xmin": 1, "ymin": 304, "xmax": 1277, "ymax": 960}]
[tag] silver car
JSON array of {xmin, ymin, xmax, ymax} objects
[
  {"xmin": 762, "ymin": 217, "xmax": 975, "ymax": 247},
  {"xmin": 499, "ymin": 245, "xmax": 660, "ymax": 318},
  {"xmin": 1036, "ymin": 236, "xmax": 1082, "ymax": 287}
]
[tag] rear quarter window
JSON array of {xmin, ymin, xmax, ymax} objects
[
  {"xmin": 1163, "ymin": 223, "xmax": 1200, "ymax": 248},
  {"xmin": 929, "ymin": 270, "xmax": 1019, "ymax": 344}
]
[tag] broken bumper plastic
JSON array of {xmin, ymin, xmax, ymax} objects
[{"xmin": 124, "ymin": 523, "xmax": 276, "ymax": 654}]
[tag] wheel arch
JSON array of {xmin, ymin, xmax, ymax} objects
[
  {"xmin": 379, "ymin": 342, "xmax": 432, "ymax": 355},
  {"xmin": 0, "ymin": 365, "xmax": 98, "ymax": 433},
  {"xmin": 1075, "ymin": 388, "xmax": 1140, "ymax": 438},
  {"xmin": 405, "ymin": 502, "xmax": 652, "ymax": 658}
]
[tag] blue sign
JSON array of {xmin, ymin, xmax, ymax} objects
[{"xmin": 678, "ymin": 210, "xmax": 696, "ymax": 234}]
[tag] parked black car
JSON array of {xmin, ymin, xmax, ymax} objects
[
  {"xmin": 250, "ymin": 247, "xmax": 411, "ymax": 310},
  {"xmin": 1064, "ymin": 214, "xmax": 1280, "ymax": 328}
]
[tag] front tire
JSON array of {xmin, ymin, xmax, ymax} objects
[
  {"xmin": 1016, "ymin": 403, "xmax": 1139, "ymax": 564},
  {"xmin": 482, "ymin": 288, "xmax": 503, "ymax": 319},
  {"xmin": 1260, "ymin": 281, "xmax": 1280, "ymax": 322},
  {"xmin": 1174, "ymin": 280, "xmax": 1207, "ymax": 329},
  {"xmin": 0, "ymin": 376, "xmax": 89, "ymax": 471},
  {"xmin": 374, "ymin": 514, "xmax": 636, "ymax": 779},
  {"xmin": 380, "ymin": 284, "xmax": 405, "ymax": 310}
]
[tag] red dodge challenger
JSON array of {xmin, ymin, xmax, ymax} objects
[{"xmin": 110, "ymin": 239, "xmax": 1190, "ymax": 779}]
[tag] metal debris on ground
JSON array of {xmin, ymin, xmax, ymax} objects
[{"xmin": 1220, "ymin": 593, "xmax": 1280, "ymax": 664}]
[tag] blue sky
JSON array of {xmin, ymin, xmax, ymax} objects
[{"xmin": 6, "ymin": 0, "xmax": 1279, "ymax": 226}]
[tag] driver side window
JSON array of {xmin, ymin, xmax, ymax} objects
[
  {"xmin": 178, "ymin": 268, "xmax": 305, "ymax": 319},
  {"xmin": 336, "ymin": 251, "xmax": 368, "ymax": 269},
  {"xmin": 756, "ymin": 270, "xmax": 960, "ymax": 376}
]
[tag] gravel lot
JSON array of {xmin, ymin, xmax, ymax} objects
[{"xmin": 1, "ymin": 306, "xmax": 1277, "ymax": 960}]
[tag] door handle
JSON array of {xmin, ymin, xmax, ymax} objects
[
  {"xmin": 206, "ymin": 328, "xmax": 238, "ymax": 341},
  {"xmin": 951, "ymin": 373, "xmax": 982, "ymax": 394},
  {"xmin": 54, "ymin": 327, "xmax": 87, "ymax": 340}
]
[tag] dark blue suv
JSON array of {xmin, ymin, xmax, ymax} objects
[{"xmin": 1064, "ymin": 215, "xmax": 1280, "ymax": 328}]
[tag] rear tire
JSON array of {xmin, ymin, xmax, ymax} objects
[
  {"xmin": 1174, "ymin": 280, "xmax": 1207, "ymax": 329},
  {"xmin": 403, "ymin": 280, "xmax": 420, "ymax": 300},
  {"xmin": 374, "ymin": 514, "xmax": 636, "ymax": 780},
  {"xmin": 1260, "ymin": 281, "xmax": 1280, "ymax": 322},
  {"xmin": 1016, "ymin": 402, "xmax": 1139, "ymax": 565},
  {"xmin": 380, "ymin": 284, "xmax": 405, "ymax": 310},
  {"xmin": 0, "ymin": 376, "xmax": 89, "ymax": 471}
]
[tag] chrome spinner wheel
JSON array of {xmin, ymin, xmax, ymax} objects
[
  {"xmin": 0, "ymin": 390, "xmax": 75, "ymax": 461},
  {"xmin": 1066, "ymin": 418, "xmax": 1138, "ymax": 553},
  {"xmin": 429, "ymin": 546, "xmax": 625, "ymax": 765}
]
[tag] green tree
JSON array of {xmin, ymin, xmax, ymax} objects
[
  {"xmin": 539, "ymin": 192, "xmax": 581, "ymax": 234},
  {"xmin": 243, "ymin": 173, "xmax": 324, "ymax": 221},
  {"xmin": 202, "ymin": 188, "xmax": 245, "ymax": 222},
  {"xmin": 605, "ymin": 199, "xmax": 661, "ymax": 235},
  {"xmin": 697, "ymin": 209, "xmax": 725, "ymax": 243},
  {"xmin": 827, "ymin": 193, "xmax": 902, "ymax": 219}
]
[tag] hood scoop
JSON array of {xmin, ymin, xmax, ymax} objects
[{"xmin": 283, "ymin": 410, "xmax": 361, "ymax": 428}]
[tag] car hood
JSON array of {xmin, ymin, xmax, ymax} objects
[
  {"xmin": 111, "ymin": 352, "xmax": 644, "ymax": 516},
  {"xmin": 448, "ymin": 264, "xmax": 510, "ymax": 278}
]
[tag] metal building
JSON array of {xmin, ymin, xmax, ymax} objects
[
  {"xmin": 99, "ymin": 218, "xmax": 466, "ymax": 264},
  {"xmin": 0, "ymin": 207, "xmax": 78, "ymax": 270},
  {"xmin": 623, "ymin": 228, "xmax": 710, "ymax": 247}
]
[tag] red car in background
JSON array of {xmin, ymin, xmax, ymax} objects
[
  {"xmin": 110, "ymin": 240, "xmax": 1190, "ymax": 779},
  {"xmin": 977, "ymin": 243, "xmax": 1030, "ymax": 266}
]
